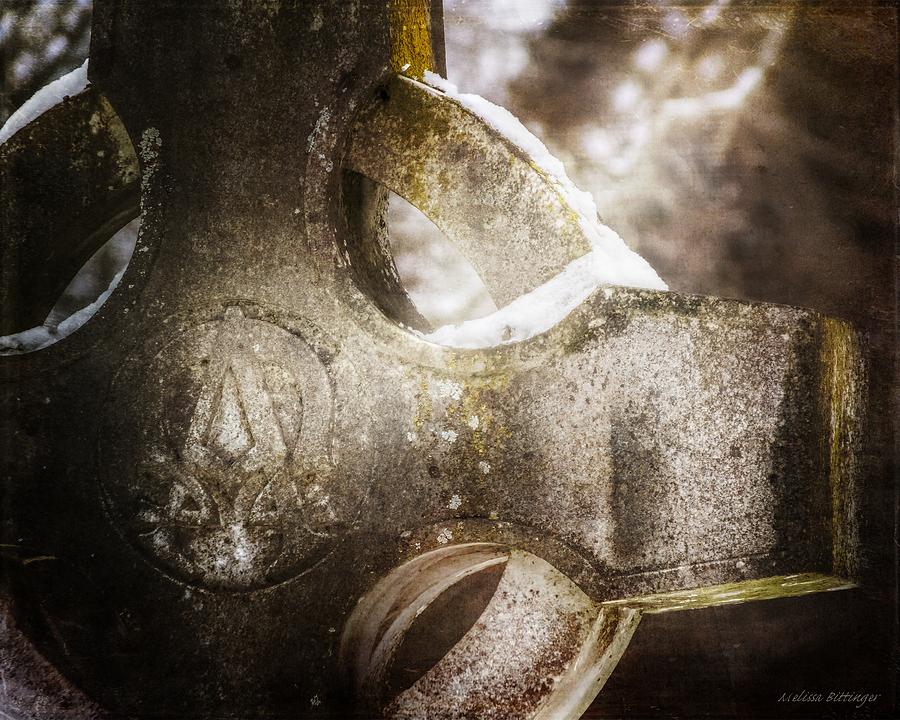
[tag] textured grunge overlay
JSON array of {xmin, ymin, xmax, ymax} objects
[{"xmin": 1, "ymin": 2, "xmax": 897, "ymax": 719}]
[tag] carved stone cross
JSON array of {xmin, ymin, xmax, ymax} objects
[{"xmin": 0, "ymin": 2, "xmax": 866, "ymax": 718}]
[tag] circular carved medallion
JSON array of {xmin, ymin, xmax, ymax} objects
[{"xmin": 100, "ymin": 306, "xmax": 365, "ymax": 591}]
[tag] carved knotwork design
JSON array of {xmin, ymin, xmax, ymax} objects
[{"xmin": 99, "ymin": 306, "xmax": 360, "ymax": 591}]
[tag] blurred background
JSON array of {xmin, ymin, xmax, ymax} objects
[
  {"xmin": 1, "ymin": 0, "xmax": 896, "ymax": 717},
  {"xmin": 0, "ymin": 0, "xmax": 894, "ymax": 339}
]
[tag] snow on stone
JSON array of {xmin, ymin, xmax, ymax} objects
[
  {"xmin": 426, "ymin": 252, "xmax": 628, "ymax": 349},
  {"xmin": 0, "ymin": 59, "xmax": 89, "ymax": 145},
  {"xmin": 0, "ymin": 230, "xmax": 132, "ymax": 355},
  {"xmin": 419, "ymin": 72, "xmax": 667, "ymax": 349},
  {"xmin": 422, "ymin": 70, "xmax": 664, "ymax": 289}
]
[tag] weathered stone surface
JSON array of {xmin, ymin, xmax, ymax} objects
[
  {"xmin": 0, "ymin": 88, "xmax": 139, "ymax": 334},
  {"xmin": 0, "ymin": 1, "xmax": 868, "ymax": 718},
  {"xmin": 346, "ymin": 74, "xmax": 592, "ymax": 307},
  {"xmin": 0, "ymin": 278, "xmax": 865, "ymax": 717},
  {"xmin": 344, "ymin": 546, "xmax": 639, "ymax": 720}
]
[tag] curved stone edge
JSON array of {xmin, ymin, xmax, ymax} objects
[
  {"xmin": 0, "ymin": 86, "xmax": 139, "ymax": 335},
  {"xmin": 383, "ymin": 549, "xmax": 631, "ymax": 720},
  {"xmin": 532, "ymin": 605, "xmax": 641, "ymax": 720},
  {"xmin": 0, "ymin": 583, "xmax": 103, "ymax": 719},
  {"xmin": 344, "ymin": 73, "xmax": 594, "ymax": 309},
  {"xmin": 339, "ymin": 543, "xmax": 510, "ymax": 708}
]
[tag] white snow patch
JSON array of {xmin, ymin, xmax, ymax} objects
[
  {"xmin": 424, "ymin": 252, "xmax": 629, "ymax": 349},
  {"xmin": 478, "ymin": 461, "xmax": 491, "ymax": 475},
  {"xmin": 436, "ymin": 528, "xmax": 453, "ymax": 545},
  {"xmin": 419, "ymin": 72, "xmax": 666, "ymax": 349},
  {"xmin": 0, "ymin": 263, "xmax": 128, "ymax": 354},
  {"xmin": 448, "ymin": 494, "xmax": 462, "ymax": 510},
  {"xmin": 0, "ymin": 59, "xmax": 89, "ymax": 145},
  {"xmin": 440, "ymin": 429, "xmax": 458, "ymax": 444},
  {"xmin": 467, "ymin": 414, "xmax": 480, "ymax": 430}
]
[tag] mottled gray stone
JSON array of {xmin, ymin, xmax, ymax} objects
[{"xmin": 0, "ymin": 1, "xmax": 867, "ymax": 718}]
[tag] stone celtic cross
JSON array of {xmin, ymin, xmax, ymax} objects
[{"xmin": 0, "ymin": 1, "xmax": 867, "ymax": 718}]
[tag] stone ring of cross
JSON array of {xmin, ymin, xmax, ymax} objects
[{"xmin": 0, "ymin": 2, "xmax": 867, "ymax": 719}]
